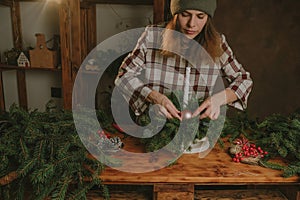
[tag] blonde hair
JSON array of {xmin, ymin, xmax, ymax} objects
[{"xmin": 161, "ymin": 15, "xmax": 223, "ymax": 60}]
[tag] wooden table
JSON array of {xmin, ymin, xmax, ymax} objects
[{"xmin": 100, "ymin": 135, "xmax": 300, "ymax": 200}]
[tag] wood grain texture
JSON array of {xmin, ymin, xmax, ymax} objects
[
  {"xmin": 100, "ymin": 136, "xmax": 300, "ymax": 184},
  {"xmin": 16, "ymin": 70, "xmax": 28, "ymax": 110},
  {"xmin": 194, "ymin": 189, "xmax": 287, "ymax": 200},
  {"xmin": 87, "ymin": 190, "xmax": 150, "ymax": 200},
  {"xmin": 86, "ymin": 188, "xmax": 288, "ymax": 200},
  {"xmin": 0, "ymin": 72, "xmax": 5, "ymax": 111},
  {"xmin": 153, "ymin": 0, "xmax": 165, "ymax": 24},
  {"xmin": 29, "ymin": 34, "xmax": 58, "ymax": 68}
]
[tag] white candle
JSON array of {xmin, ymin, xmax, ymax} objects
[{"xmin": 183, "ymin": 66, "xmax": 191, "ymax": 109}]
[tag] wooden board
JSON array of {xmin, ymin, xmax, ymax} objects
[
  {"xmin": 100, "ymin": 135, "xmax": 300, "ymax": 184},
  {"xmin": 29, "ymin": 33, "xmax": 58, "ymax": 68}
]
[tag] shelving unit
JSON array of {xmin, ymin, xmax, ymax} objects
[
  {"xmin": 0, "ymin": 63, "xmax": 61, "ymax": 111},
  {"xmin": 0, "ymin": 0, "xmax": 166, "ymax": 111},
  {"xmin": 0, "ymin": 0, "xmax": 96, "ymax": 111}
]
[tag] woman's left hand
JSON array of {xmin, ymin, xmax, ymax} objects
[
  {"xmin": 192, "ymin": 88, "xmax": 238, "ymax": 120},
  {"xmin": 192, "ymin": 96, "xmax": 223, "ymax": 120}
]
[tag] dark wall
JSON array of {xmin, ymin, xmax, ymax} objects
[{"xmin": 214, "ymin": 0, "xmax": 300, "ymax": 118}]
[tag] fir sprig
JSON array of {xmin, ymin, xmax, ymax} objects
[
  {"xmin": 0, "ymin": 104, "xmax": 110, "ymax": 200},
  {"xmin": 222, "ymin": 111, "xmax": 300, "ymax": 177}
]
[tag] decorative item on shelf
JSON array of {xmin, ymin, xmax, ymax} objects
[
  {"xmin": 85, "ymin": 58, "xmax": 100, "ymax": 71},
  {"xmin": 3, "ymin": 48, "xmax": 21, "ymax": 65},
  {"xmin": 29, "ymin": 33, "xmax": 58, "ymax": 68},
  {"xmin": 17, "ymin": 52, "xmax": 30, "ymax": 67}
]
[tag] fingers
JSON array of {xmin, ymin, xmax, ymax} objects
[
  {"xmin": 192, "ymin": 98, "xmax": 220, "ymax": 120},
  {"xmin": 199, "ymin": 107, "xmax": 219, "ymax": 120},
  {"xmin": 154, "ymin": 101, "xmax": 180, "ymax": 120},
  {"xmin": 192, "ymin": 100, "xmax": 209, "ymax": 118},
  {"xmin": 159, "ymin": 106, "xmax": 173, "ymax": 119},
  {"xmin": 164, "ymin": 102, "xmax": 181, "ymax": 120}
]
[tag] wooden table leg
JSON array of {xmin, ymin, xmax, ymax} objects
[{"xmin": 153, "ymin": 184, "xmax": 194, "ymax": 200}]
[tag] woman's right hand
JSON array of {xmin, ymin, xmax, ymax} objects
[{"xmin": 147, "ymin": 90, "xmax": 181, "ymax": 120}]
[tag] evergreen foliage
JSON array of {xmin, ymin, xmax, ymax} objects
[
  {"xmin": 0, "ymin": 104, "xmax": 110, "ymax": 200},
  {"xmin": 137, "ymin": 92, "xmax": 300, "ymax": 177},
  {"xmin": 139, "ymin": 92, "xmax": 209, "ymax": 153},
  {"xmin": 0, "ymin": 96, "xmax": 299, "ymax": 200},
  {"xmin": 222, "ymin": 110, "xmax": 300, "ymax": 177}
]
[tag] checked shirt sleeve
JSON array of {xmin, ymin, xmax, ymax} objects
[
  {"xmin": 219, "ymin": 34, "xmax": 253, "ymax": 110},
  {"xmin": 114, "ymin": 27, "xmax": 153, "ymax": 116}
]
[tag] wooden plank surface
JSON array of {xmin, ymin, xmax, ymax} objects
[
  {"xmin": 100, "ymin": 135, "xmax": 300, "ymax": 184},
  {"xmin": 86, "ymin": 187, "xmax": 288, "ymax": 200},
  {"xmin": 10, "ymin": 1, "xmax": 23, "ymax": 50},
  {"xmin": 0, "ymin": 72, "xmax": 5, "ymax": 111},
  {"xmin": 16, "ymin": 70, "xmax": 28, "ymax": 110},
  {"xmin": 194, "ymin": 189, "xmax": 288, "ymax": 200},
  {"xmin": 153, "ymin": 0, "xmax": 165, "ymax": 24}
]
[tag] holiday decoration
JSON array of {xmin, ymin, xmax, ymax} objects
[
  {"xmin": 97, "ymin": 130, "xmax": 124, "ymax": 152},
  {"xmin": 139, "ymin": 91, "xmax": 209, "ymax": 154},
  {"xmin": 3, "ymin": 48, "xmax": 21, "ymax": 65},
  {"xmin": 17, "ymin": 52, "xmax": 30, "ymax": 67},
  {"xmin": 181, "ymin": 110, "xmax": 193, "ymax": 120},
  {"xmin": 0, "ymin": 104, "xmax": 113, "ymax": 199},
  {"xmin": 222, "ymin": 110, "xmax": 300, "ymax": 177},
  {"xmin": 85, "ymin": 59, "xmax": 100, "ymax": 71},
  {"xmin": 183, "ymin": 66, "xmax": 191, "ymax": 108},
  {"xmin": 229, "ymin": 137, "xmax": 268, "ymax": 165},
  {"xmin": 0, "ymin": 101, "xmax": 299, "ymax": 200}
]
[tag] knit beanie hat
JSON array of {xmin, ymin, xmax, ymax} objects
[{"xmin": 170, "ymin": 0, "xmax": 217, "ymax": 17}]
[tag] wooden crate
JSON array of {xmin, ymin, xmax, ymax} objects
[{"xmin": 29, "ymin": 33, "xmax": 57, "ymax": 68}]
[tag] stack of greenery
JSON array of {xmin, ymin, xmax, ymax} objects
[{"xmin": 0, "ymin": 104, "xmax": 112, "ymax": 200}]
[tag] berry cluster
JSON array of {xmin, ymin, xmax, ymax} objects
[{"xmin": 232, "ymin": 138, "xmax": 268, "ymax": 163}]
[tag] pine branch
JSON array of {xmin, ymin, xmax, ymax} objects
[
  {"xmin": 0, "ymin": 104, "xmax": 108, "ymax": 198},
  {"xmin": 51, "ymin": 175, "xmax": 72, "ymax": 200},
  {"xmin": 0, "ymin": 171, "xmax": 18, "ymax": 186}
]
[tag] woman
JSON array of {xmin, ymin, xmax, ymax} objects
[{"xmin": 114, "ymin": 0, "xmax": 253, "ymax": 121}]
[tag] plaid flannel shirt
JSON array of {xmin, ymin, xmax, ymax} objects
[{"xmin": 115, "ymin": 26, "xmax": 253, "ymax": 116}]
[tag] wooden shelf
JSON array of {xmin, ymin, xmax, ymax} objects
[{"xmin": 0, "ymin": 63, "xmax": 61, "ymax": 72}]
